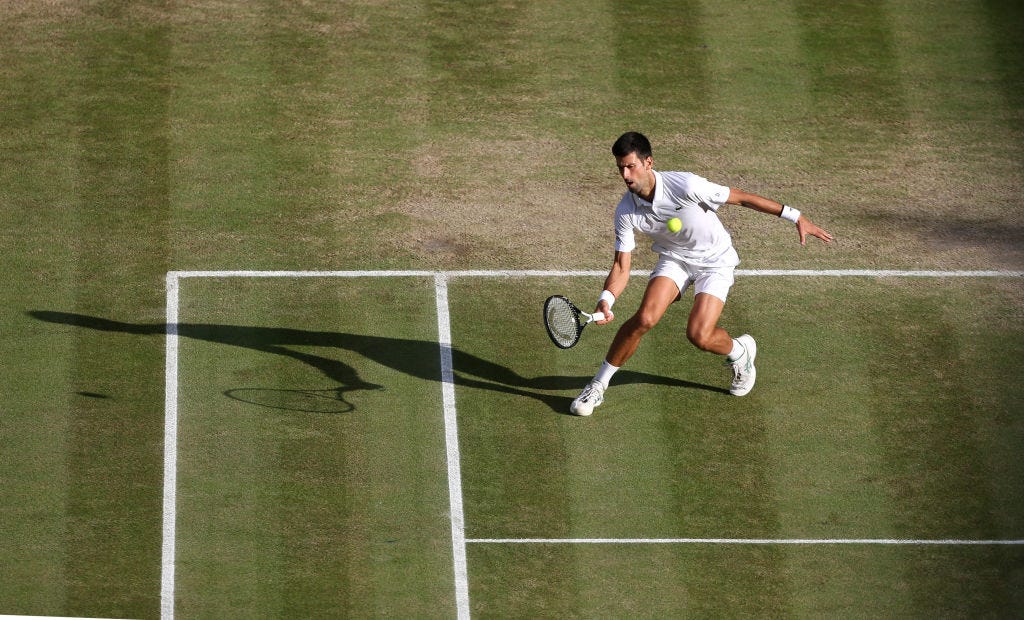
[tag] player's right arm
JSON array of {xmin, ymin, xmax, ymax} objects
[
  {"xmin": 595, "ymin": 195, "xmax": 636, "ymax": 324},
  {"xmin": 595, "ymin": 250, "xmax": 631, "ymax": 324}
]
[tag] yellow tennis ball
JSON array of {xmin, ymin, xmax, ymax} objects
[{"xmin": 667, "ymin": 217, "xmax": 682, "ymax": 233}]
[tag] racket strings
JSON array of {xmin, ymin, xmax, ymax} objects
[{"xmin": 545, "ymin": 298, "xmax": 580, "ymax": 347}]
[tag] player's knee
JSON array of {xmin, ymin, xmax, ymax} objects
[
  {"xmin": 626, "ymin": 312, "xmax": 659, "ymax": 336},
  {"xmin": 686, "ymin": 325, "xmax": 715, "ymax": 351}
]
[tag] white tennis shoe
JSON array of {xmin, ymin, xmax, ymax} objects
[
  {"xmin": 570, "ymin": 380, "xmax": 605, "ymax": 416},
  {"xmin": 728, "ymin": 334, "xmax": 757, "ymax": 396}
]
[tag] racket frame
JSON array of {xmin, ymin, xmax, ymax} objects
[{"xmin": 543, "ymin": 295, "xmax": 606, "ymax": 349}]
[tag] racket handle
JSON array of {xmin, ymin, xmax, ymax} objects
[{"xmin": 590, "ymin": 311, "xmax": 606, "ymax": 322}]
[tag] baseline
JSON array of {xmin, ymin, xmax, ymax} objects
[{"xmin": 169, "ymin": 269, "xmax": 1024, "ymax": 279}]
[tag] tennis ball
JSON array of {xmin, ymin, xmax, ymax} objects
[{"xmin": 667, "ymin": 217, "xmax": 682, "ymax": 233}]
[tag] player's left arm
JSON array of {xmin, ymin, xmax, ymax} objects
[{"xmin": 726, "ymin": 188, "xmax": 834, "ymax": 245}]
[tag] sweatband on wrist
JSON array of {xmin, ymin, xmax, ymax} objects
[
  {"xmin": 780, "ymin": 205, "xmax": 801, "ymax": 223},
  {"xmin": 598, "ymin": 289, "xmax": 616, "ymax": 308}
]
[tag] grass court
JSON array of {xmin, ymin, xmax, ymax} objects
[{"xmin": 2, "ymin": 1, "xmax": 1023, "ymax": 617}]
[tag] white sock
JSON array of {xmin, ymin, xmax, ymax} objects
[
  {"xmin": 727, "ymin": 338, "xmax": 744, "ymax": 361},
  {"xmin": 594, "ymin": 360, "xmax": 619, "ymax": 389}
]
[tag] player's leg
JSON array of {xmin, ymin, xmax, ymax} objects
[
  {"xmin": 686, "ymin": 292, "xmax": 732, "ymax": 354},
  {"xmin": 570, "ymin": 274, "xmax": 683, "ymax": 416},
  {"xmin": 686, "ymin": 268, "xmax": 757, "ymax": 396},
  {"xmin": 606, "ymin": 275, "xmax": 681, "ymax": 366}
]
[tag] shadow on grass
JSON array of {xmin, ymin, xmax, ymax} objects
[{"xmin": 29, "ymin": 310, "xmax": 726, "ymax": 414}]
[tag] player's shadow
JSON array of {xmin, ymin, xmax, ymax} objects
[{"xmin": 29, "ymin": 310, "xmax": 726, "ymax": 414}]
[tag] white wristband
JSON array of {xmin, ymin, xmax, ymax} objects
[
  {"xmin": 780, "ymin": 205, "xmax": 801, "ymax": 223},
  {"xmin": 598, "ymin": 289, "xmax": 616, "ymax": 309}
]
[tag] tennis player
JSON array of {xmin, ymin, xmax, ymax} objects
[{"xmin": 570, "ymin": 131, "xmax": 833, "ymax": 416}]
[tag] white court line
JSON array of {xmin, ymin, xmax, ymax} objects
[
  {"xmin": 170, "ymin": 269, "xmax": 1024, "ymax": 279},
  {"xmin": 467, "ymin": 538, "xmax": 1024, "ymax": 545},
  {"xmin": 434, "ymin": 273, "xmax": 471, "ymax": 620},
  {"xmin": 171, "ymin": 269, "xmax": 436, "ymax": 278},
  {"xmin": 736, "ymin": 269, "xmax": 1024, "ymax": 277},
  {"xmin": 161, "ymin": 273, "xmax": 180, "ymax": 620},
  {"xmin": 161, "ymin": 268, "xmax": 1024, "ymax": 620}
]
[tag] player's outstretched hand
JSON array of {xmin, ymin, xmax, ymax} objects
[
  {"xmin": 797, "ymin": 217, "xmax": 833, "ymax": 246},
  {"xmin": 595, "ymin": 300, "xmax": 615, "ymax": 325}
]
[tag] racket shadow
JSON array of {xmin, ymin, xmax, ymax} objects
[{"xmin": 223, "ymin": 385, "xmax": 384, "ymax": 414}]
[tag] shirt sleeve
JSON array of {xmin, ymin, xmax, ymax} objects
[
  {"xmin": 613, "ymin": 196, "xmax": 636, "ymax": 252},
  {"xmin": 686, "ymin": 174, "xmax": 730, "ymax": 212}
]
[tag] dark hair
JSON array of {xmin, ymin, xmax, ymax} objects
[{"xmin": 612, "ymin": 132, "xmax": 652, "ymax": 160}]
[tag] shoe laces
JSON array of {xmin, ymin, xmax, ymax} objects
[
  {"xmin": 727, "ymin": 351, "xmax": 750, "ymax": 378},
  {"xmin": 580, "ymin": 382, "xmax": 603, "ymax": 402}
]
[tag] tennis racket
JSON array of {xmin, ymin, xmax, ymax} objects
[{"xmin": 543, "ymin": 295, "xmax": 606, "ymax": 349}]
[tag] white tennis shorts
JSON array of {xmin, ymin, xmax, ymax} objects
[{"xmin": 650, "ymin": 254, "xmax": 736, "ymax": 303}]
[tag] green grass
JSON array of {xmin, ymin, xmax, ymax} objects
[
  {"xmin": 450, "ymin": 277, "xmax": 1024, "ymax": 540},
  {"xmin": 175, "ymin": 277, "xmax": 454, "ymax": 617},
  {"xmin": 164, "ymin": 274, "xmax": 1024, "ymax": 617},
  {"xmin": 2, "ymin": 0, "xmax": 1023, "ymax": 617},
  {"xmin": 451, "ymin": 275, "xmax": 1024, "ymax": 617}
]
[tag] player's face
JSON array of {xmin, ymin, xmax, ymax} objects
[{"xmin": 616, "ymin": 152, "xmax": 654, "ymax": 199}]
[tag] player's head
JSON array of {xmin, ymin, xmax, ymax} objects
[
  {"xmin": 612, "ymin": 132, "xmax": 655, "ymax": 198},
  {"xmin": 612, "ymin": 132, "xmax": 652, "ymax": 160}
]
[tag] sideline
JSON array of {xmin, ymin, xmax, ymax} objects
[{"xmin": 433, "ymin": 273, "xmax": 470, "ymax": 620}]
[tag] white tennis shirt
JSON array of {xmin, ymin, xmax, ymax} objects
[{"xmin": 614, "ymin": 169, "xmax": 739, "ymax": 267}]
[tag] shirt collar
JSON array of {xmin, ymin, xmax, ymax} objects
[{"xmin": 631, "ymin": 169, "xmax": 663, "ymax": 208}]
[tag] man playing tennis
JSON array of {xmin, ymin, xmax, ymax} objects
[{"xmin": 570, "ymin": 131, "xmax": 833, "ymax": 416}]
